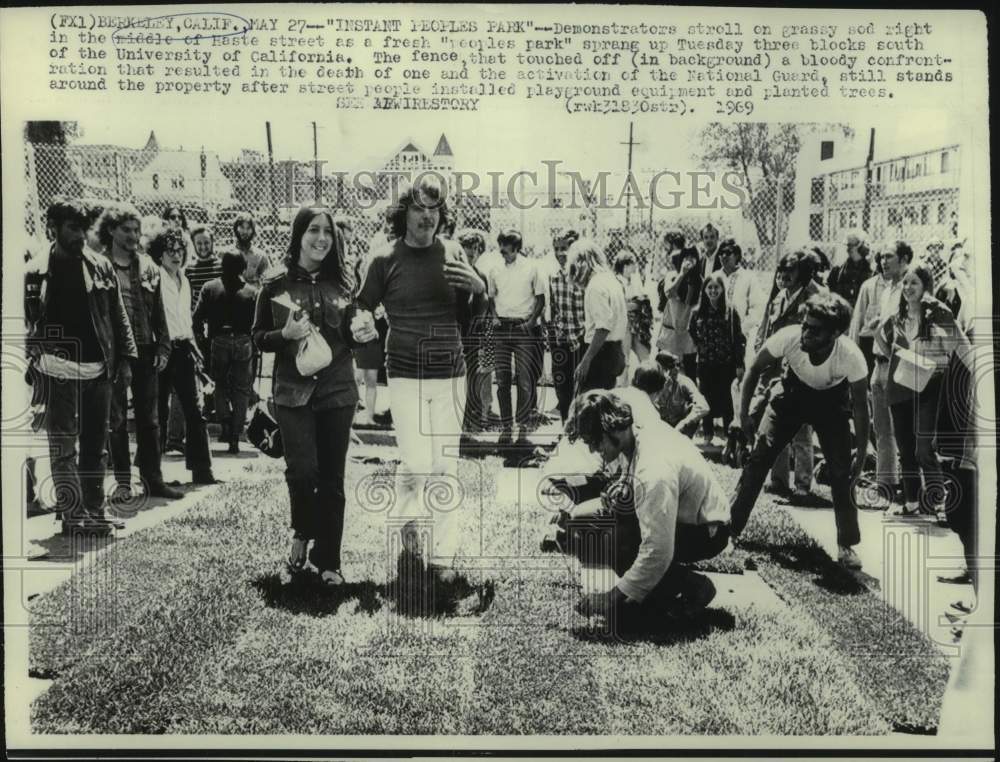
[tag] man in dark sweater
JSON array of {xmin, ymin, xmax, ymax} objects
[
  {"xmin": 194, "ymin": 252, "xmax": 259, "ymax": 452},
  {"xmin": 354, "ymin": 177, "xmax": 488, "ymax": 605}
]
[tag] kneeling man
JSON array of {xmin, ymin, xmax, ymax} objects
[{"xmin": 561, "ymin": 389, "xmax": 732, "ymax": 623}]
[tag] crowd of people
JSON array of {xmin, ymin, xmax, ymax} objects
[{"xmin": 25, "ymin": 177, "xmax": 980, "ymax": 623}]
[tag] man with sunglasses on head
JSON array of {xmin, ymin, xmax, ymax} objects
[{"xmin": 730, "ymin": 292, "xmax": 870, "ymax": 570}]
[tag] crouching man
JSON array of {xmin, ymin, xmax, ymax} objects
[
  {"xmin": 559, "ymin": 389, "xmax": 732, "ymax": 626},
  {"xmin": 730, "ymin": 292, "xmax": 869, "ymax": 569}
]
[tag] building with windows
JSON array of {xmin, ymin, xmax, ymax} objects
[{"xmin": 808, "ymin": 144, "xmax": 960, "ymax": 247}]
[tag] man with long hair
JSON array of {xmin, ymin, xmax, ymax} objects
[
  {"xmin": 561, "ymin": 389, "xmax": 730, "ymax": 625},
  {"xmin": 99, "ymin": 203, "xmax": 183, "ymax": 501},
  {"xmin": 353, "ymin": 175, "xmax": 488, "ymax": 599}
]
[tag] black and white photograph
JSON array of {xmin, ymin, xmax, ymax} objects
[{"xmin": 0, "ymin": 3, "xmax": 994, "ymax": 758}]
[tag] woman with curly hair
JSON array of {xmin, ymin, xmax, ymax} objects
[
  {"xmin": 149, "ymin": 228, "xmax": 216, "ymax": 485},
  {"xmin": 876, "ymin": 263, "xmax": 974, "ymax": 521},
  {"xmin": 252, "ymin": 206, "xmax": 361, "ymax": 585}
]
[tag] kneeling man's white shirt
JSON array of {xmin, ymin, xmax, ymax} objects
[{"xmin": 610, "ymin": 386, "xmax": 731, "ymax": 602}]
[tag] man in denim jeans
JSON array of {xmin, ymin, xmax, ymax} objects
[
  {"xmin": 100, "ymin": 204, "xmax": 183, "ymax": 501},
  {"xmin": 25, "ymin": 199, "xmax": 137, "ymax": 533},
  {"xmin": 194, "ymin": 252, "xmax": 259, "ymax": 453}
]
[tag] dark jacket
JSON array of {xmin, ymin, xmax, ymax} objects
[
  {"xmin": 755, "ymin": 279, "xmax": 824, "ymax": 351},
  {"xmin": 252, "ymin": 263, "xmax": 360, "ymax": 408},
  {"xmin": 876, "ymin": 293, "xmax": 964, "ymax": 405},
  {"xmin": 112, "ymin": 252, "xmax": 172, "ymax": 364},
  {"xmin": 828, "ymin": 257, "xmax": 872, "ymax": 307},
  {"xmin": 194, "ymin": 276, "xmax": 259, "ymax": 339},
  {"xmin": 24, "ymin": 244, "xmax": 138, "ymax": 379}
]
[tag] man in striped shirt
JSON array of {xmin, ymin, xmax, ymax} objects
[{"xmin": 548, "ymin": 228, "xmax": 586, "ymax": 423}]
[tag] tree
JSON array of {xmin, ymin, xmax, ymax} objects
[{"xmin": 696, "ymin": 123, "xmax": 852, "ymax": 265}]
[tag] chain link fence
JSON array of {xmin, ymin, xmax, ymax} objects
[{"xmin": 22, "ymin": 127, "xmax": 965, "ymax": 285}]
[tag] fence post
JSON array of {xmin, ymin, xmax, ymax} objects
[{"xmin": 774, "ymin": 173, "xmax": 785, "ymax": 268}]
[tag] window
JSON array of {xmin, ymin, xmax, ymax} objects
[
  {"xmin": 809, "ymin": 213, "xmax": 823, "ymax": 240},
  {"xmin": 840, "ymin": 211, "xmax": 847, "ymax": 227},
  {"xmin": 904, "ymin": 206, "xmax": 917, "ymax": 224},
  {"xmin": 941, "ymin": 151, "xmax": 950, "ymax": 173},
  {"xmin": 921, "ymin": 205, "xmax": 929, "ymax": 225},
  {"xmin": 849, "ymin": 210, "xmax": 858, "ymax": 227},
  {"xmin": 152, "ymin": 173, "xmax": 159, "ymax": 190},
  {"xmin": 938, "ymin": 202, "xmax": 947, "ymax": 224},
  {"xmin": 888, "ymin": 207, "xmax": 901, "ymax": 226},
  {"xmin": 810, "ymin": 177, "xmax": 824, "ymax": 205},
  {"xmin": 876, "ymin": 166, "xmax": 882, "ymax": 182}
]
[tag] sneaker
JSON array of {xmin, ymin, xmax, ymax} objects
[
  {"xmin": 838, "ymin": 545, "xmax": 862, "ymax": 570},
  {"xmin": 191, "ymin": 471, "xmax": 220, "ymax": 485},
  {"xmin": 164, "ymin": 441, "xmax": 186, "ymax": 455}
]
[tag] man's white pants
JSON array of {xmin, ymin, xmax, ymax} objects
[{"xmin": 388, "ymin": 375, "xmax": 467, "ymax": 562}]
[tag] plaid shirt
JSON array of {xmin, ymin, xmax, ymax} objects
[{"xmin": 549, "ymin": 268, "xmax": 586, "ymax": 349}]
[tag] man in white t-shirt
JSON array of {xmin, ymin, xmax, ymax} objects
[
  {"xmin": 732, "ymin": 292, "xmax": 870, "ymax": 569},
  {"xmin": 488, "ymin": 228, "xmax": 546, "ymax": 446}
]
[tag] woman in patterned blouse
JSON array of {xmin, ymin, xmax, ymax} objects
[{"xmin": 689, "ymin": 272, "xmax": 746, "ymax": 445}]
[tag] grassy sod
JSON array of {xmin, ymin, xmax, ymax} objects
[
  {"xmin": 29, "ymin": 453, "xmax": 946, "ymax": 735},
  {"xmin": 738, "ymin": 501, "xmax": 950, "ymax": 732}
]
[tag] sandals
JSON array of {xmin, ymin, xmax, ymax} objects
[{"xmin": 319, "ymin": 568, "xmax": 345, "ymax": 587}]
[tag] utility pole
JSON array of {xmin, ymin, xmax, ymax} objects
[
  {"xmin": 266, "ymin": 122, "xmax": 278, "ymax": 221},
  {"xmin": 620, "ymin": 121, "xmax": 640, "ymax": 237},
  {"xmin": 312, "ymin": 121, "xmax": 321, "ymax": 205},
  {"xmin": 862, "ymin": 127, "xmax": 875, "ymax": 234}
]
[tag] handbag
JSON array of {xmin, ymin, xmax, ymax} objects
[
  {"xmin": 295, "ymin": 325, "xmax": 332, "ymax": 376},
  {"xmin": 246, "ymin": 401, "xmax": 283, "ymax": 458},
  {"xmin": 892, "ymin": 345, "xmax": 937, "ymax": 393}
]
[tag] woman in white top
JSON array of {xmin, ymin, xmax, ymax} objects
[{"xmin": 150, "ymin": 228, "xmax": 215, "ymax": 484}]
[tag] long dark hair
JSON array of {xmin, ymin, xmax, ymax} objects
[
  {"xmin": 283, "ymin": 206, "xmax": 351, "ymax": 293},
  {"xmin": 895, "ymin": 263, "xmax": 936, "ymax": 339},
  {"xmin": 696, "ymin": 272, "xmax": 728, "ymax": 315}
]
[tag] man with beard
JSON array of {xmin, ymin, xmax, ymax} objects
[
  {"xmin": 227, "ymin": 212, "xmax": 271, "ymax": 286},
  {"xmin": 25, "ymin": 198, "xmax": 138, "ymax": 532}
]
